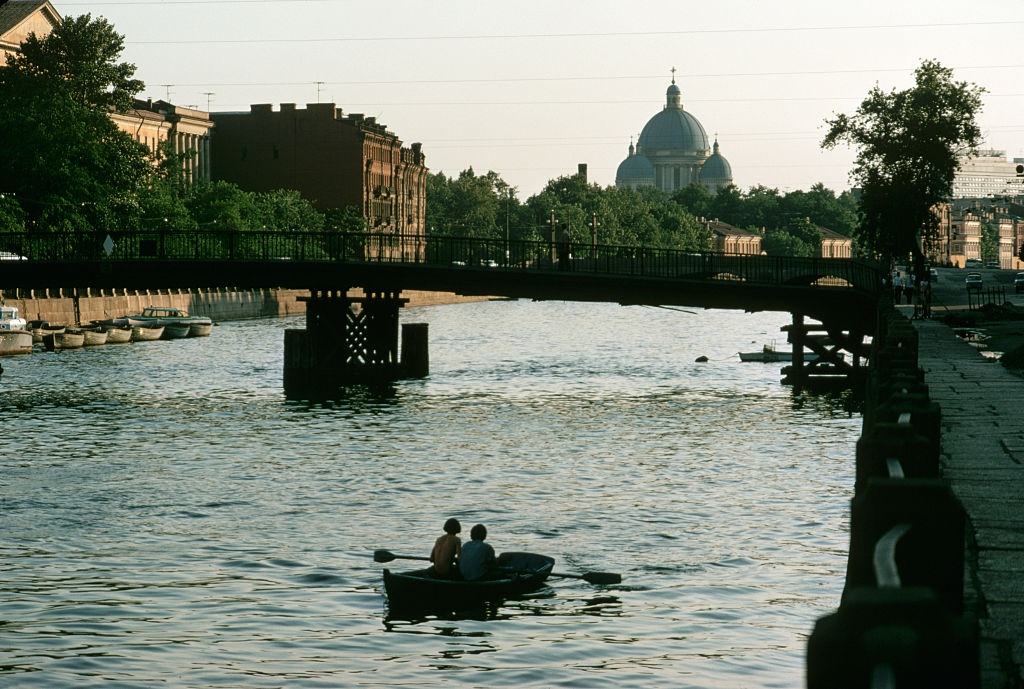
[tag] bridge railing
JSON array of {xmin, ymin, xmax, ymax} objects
[{"xmin": 0, "ymin": 230, "xmax": 881, "ymax": 296}]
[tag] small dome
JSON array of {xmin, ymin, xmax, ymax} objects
[
  {"xmin": 615, "ymin": 142, "xmax": 655, "ymax": 186},
  {"xmin": 699, "ymin": 139, "xmax": 733, "ymax": 183},
  {"xmin": 666, "ymin": 83, "xmax": 681, "ymax": 97}
]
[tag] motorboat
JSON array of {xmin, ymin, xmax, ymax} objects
[
  {"xmin": 739, "ymin": 343, "xmax": 820, "ymax": 363},
  {"xmin": 1, "ymin": 306, "xmax": 34, "ymax": 356},
  {"xmin": 127, "ymin": 306, "xmax": 213, "ymax": 334}
]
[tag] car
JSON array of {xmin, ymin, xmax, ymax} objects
[
  {"xmin": 929, "ymin": 268, "xmax": 938, "ymax": 282},
  {"xmin": 1015, "ymin": 273, "xmax": 1024, "ymax": 293},
  {"xmin": 965, "ymin": 258, "xmax": 982, "ymax": 268},
  {"xmin": 965, "ymin": 272, "xmax": 983, "ymax": 291},
  {"xmin": 985, "ymin": 260, "xmax": 1000, "ymax": 269}
]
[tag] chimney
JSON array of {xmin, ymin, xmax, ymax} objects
[
  {"xmin": 578, "ymin": 163, "xmax": 588, "ymax": 182},
  {"xmin": 251, "ymin": 103, "xmax": 273, "ymax": 115}
]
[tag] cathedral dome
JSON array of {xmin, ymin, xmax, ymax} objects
[
  {"xmin": 638, "ymin": 82, "xmax": 709, "ymax": 155},
  {"xmin": 699, "ymin": 139, "xmax": 732, "ymax": 185},
  {"xmin": 615, "ymin": 141, "xmax": 655, "ymax": 187}
]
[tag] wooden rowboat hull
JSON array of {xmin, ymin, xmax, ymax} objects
[
  {"xmin": 131, "ymin": 326, "xmax": 164, "ymax": 342},
  {"xmin": 0, "ymin": 330, "xmax": 33, "ymax": 356},
  {"xmin": 383, "ymin": 552, "xmax": 554, "ymax": 612}
]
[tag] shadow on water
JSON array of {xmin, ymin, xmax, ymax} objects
[
  {"xmin": 789, "ymin": 384, "xmax": 864, "ymax": 416},
  {"xmin": 284, "ymin": 382, "xmax": 400, "ymax": 410},
  {"xmin": 383, "ymin": 592, "xmax": 622, "ymax": 631}
]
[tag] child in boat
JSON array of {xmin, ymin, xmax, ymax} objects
[
  {"xmin": 459, "ymin": 524, "xmax": 497, "ymax": 581},
  {"xmin": 430, "ymin": 517, "xmax": 462, "ymax": 578}
]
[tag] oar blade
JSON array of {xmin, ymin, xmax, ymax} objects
[
  {"xmin": 581, "ymin": 571, "xmax": 621, "ymax": 585},
  {"xmin": 373, "ymin": 549, "xmax": 397, "ymax": 563}
]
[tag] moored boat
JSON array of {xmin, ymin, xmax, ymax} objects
[
  {"xmin": 103, "ymin": 325, "xmax": 133, "ymax": 344},
  {"xmin": 0, "ymin": 330, "xmax": 33, "ymax": 356},
  {"xmin": 127, "ymin": 306, "xmax": 213, "ymax": 333},
  {"xmin": 188, "ymin": 322, "xmax": 213, "ymax": 337},
  {"xmin": 27, "ymin": 319, "xmax": 66, "ymax": 343},
  {"xmin": 383, "ymin": 552, "xmax": 554, "ymax": 612},
  {"xmin": 0, "ymin": 306, "xmax": 34, "ymax": 355},
  {"xmin": 162, "ymin": 323, "xmax": 191, "ymax": 339},
  {"xmin": 43, "ymin": 329, "xmax": 86, "ymax": 351},
  {"xmin": 131, "ymin": 325, "xmax": 164, "ymax": 342},
  {"xmin": 739, "ymin": 344, "xmax": 820, "ymax": 363},
  {"xmin": 83, "ymin": 329, "xmax": 108, "ymax": 346}
]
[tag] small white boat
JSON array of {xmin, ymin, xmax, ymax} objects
[
  {"xmin": 0, "ymin": 330, "xmax": 33, "ymax": 356},
  {"xmin": 131, "ymin": 325, "xmax": 164, "ymax": 342},
  {"xmin": 103, "ymin": 326, "xmax": 133, "ymax": 344},
  {"xmin": 739, "ymin": 344, "xmax": 820, "ymax": 363},
  {"xmin": 28, "ymin": 320, "xmax": 65, "ymax": 343},
  {"xmin": 188, "ymin": 322, "xmax": 213, "ymax": 337},
  {"xmin": 43, "ymin": 330, "xmax": 86, "ymax": 350},
  {"xmin": 82, "ymin": 328, "xmax": 109, "ymax": 346}
]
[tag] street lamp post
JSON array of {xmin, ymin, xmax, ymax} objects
[{"xmin": 547, "ymin": 211, "xmax": 558, "ymax": 266}]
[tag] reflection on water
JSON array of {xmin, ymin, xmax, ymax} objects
[{"xmin": 0, "ymin": 301, "xmax": 859, "ymax": 688}]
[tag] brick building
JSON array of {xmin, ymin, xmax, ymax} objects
[{"xmin": 210, "ymin": 103, "xmax": 427, "ymax": 246}]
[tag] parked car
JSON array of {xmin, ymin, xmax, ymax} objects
[
  {"xmin": 1015, "ymin": 273, "xmax": 1024, "ymax": 293},
  {"xmin": 986, "ymin": 260, "xmax": 1000, "ymax": 269},
  {"xmin": 929, "ymin": 268, "xmax": 938, "ymax": 282},
  {"xmin": 965, "ymin": 258, "xmax": 982, "ymax": 268},
  {"xmin": 965, "ymin": 272, "xmax": 983, "ymax": 291}
]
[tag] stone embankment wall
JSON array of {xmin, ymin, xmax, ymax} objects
[{"xmin": 4, "ymin": 288, "xmax": 492, "ymax": 325}]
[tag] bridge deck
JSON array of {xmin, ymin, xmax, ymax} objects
[{"xmin": 914, "ymin": 318, "xmax": 1024, "ymax": 687}]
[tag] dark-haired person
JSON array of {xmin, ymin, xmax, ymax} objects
[
  {"xmin": 429, "ymin": 517, "xmax": 462, "ymax": 578},
  {"xmin": 459, "ymin": 523, "xmax": 497, "ymax": 582}
]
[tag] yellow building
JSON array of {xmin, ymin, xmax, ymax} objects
[
  {"xmin": 1, "ymin": 0, "xmax": 213, "ymax": 182},
  {"xmin": 0, "ymin": 0, "xmax": 59, "ymax": 63},
  {"xmin": 703, "ymin": 219, "xmax": 763, "ymax": 255}
]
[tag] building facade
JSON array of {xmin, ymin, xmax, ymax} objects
[
  {"xmin": 816, "ymin": 225, "xmax": 853, "ymax": 258},
  {"xmin": 0, "ymin": 0, "xmax": 59, "ymax": 63},
  {"xmin": 2, "ymin": 1, "xmax": 213, "ymax": 183},
  {"xmin": 211, "ymin": 103, "xmax": 427, "ymax": 245},
  {"xmin": 702, "ymin": 219, "xmax": 762, "ymax": 255},
  {"xmin": 615, "ymin": 76, "xmax": 734, "ymax": 193},
  {"xmin": 953, "ymin": 150, "xmax": 1024, "ymax": 198},
  {"xmin": 111, "ymin": 100, "xmax": 214, "ymax": 183}
]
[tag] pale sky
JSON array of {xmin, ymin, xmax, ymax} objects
[{"xmin": 56, "ymin": 0, "xmax": 1024, "ymax": 197}]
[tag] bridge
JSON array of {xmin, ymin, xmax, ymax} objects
[{"xmin": 1, "ymin": 230, "xmax": 883, "ymax": 392}]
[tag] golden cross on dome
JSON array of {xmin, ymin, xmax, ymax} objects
[{"xmin": 671, "ymin": 66, "xmax": 677, "ymax": 84}]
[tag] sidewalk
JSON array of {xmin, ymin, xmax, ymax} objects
[{"xmin": 913, "ymin": 318, "xmax": 1024, "ymax": 688}]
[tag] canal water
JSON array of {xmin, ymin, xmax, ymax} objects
[{"xmin": 0, "ymin": 301, "xmax": 860, "ymax": 688}]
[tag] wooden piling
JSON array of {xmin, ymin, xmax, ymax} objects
[{"xmin": 401, "ymin": 322, "xmax": 429, "ymax": 378}]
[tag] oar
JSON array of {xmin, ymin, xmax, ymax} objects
[
  {"xmin": 547, "ymin": 570, "xmax": 621, "ymax": 585},
  {"xmin": 371, "ymin": 550, "xmax": 621, "ymax": 585}
]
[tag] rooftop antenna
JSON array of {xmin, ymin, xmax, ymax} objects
[
  {"xmin": 202, "ymin": 92, "xmax": 214, "ymax": 111},
  {"xmin": 314, "ymin": 81, "xmax": 325, "ymax": 103},
  {"xmin": 160, "ymin": 84, "xmax": 173, "ymax": 101}
]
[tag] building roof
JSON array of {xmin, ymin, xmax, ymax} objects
[
  {"xmin": 638, "ymin": 81, "xmax": 709, "ymax": 155},
  {"xmin": 0, "ymin": 0, "xmax": 60, "ymax": 48},
  {"xmin": 815, "ymin": 225, "xmax": 851, "ymax": 241},
  {"xmin": 698, "ymin": 139, "xmax": 733, "ymax": 183},
  {"xmin": 705, "ymin": 219, "xmax": 760, "ymax": 238},
  {"xmin": 615, "ymin": 141, "xmax": 655, "ymax": 185}
]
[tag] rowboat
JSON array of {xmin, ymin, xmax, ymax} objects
[
  {"xmin": 82, "ymin": 328, "xmax": 109, "ymax": 346},
  {"xmin": 383, "ymin": 551, "xmax": 554, "ymax": 611},
  {"xmin": 188, "ymin": 322, "xmax": 213, "ymax": 337},
  {"xmin": 131, "ymin": 325, "xmax": 164, "ymax": 342},
  {"xmin": 102, "ymin": 325, "xmax": 133, "ymax": 344},
  {"xmin": 43, "ymin": 330, "xmax": 86, "ymax": 350},
  {"xmin": 27, "ymin": 320, "xmax": 65, "ymax": 343},
  {"xmin": 739, "ymin": 344, "xmax": 820, "ymax": 363},
  {"xmin": 161, "ymin": 323, "xmax": 192, "ymax": 339}
]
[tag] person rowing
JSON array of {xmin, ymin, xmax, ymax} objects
[
  {"xmin": 459, "ymin": 524, "xmax": 497, "ymax": 582},
  {"xmin": 429, "ymin": 517, "xmax": 461, "ymax": 579}
]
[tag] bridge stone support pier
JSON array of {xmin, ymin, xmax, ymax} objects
[
  {"xmin": 781, "ymin": 312, "xmax": 871, "ymax": 390},
  {"xmin": 283, "ymin": 288, "xmax": 425, "ymax": 397}
]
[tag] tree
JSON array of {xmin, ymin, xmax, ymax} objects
[
  {"xmin": 0, "ymin": 14, "xmax": 151, "ymax": 232},
  {"xmin": 822, "ymin": 60, "xmax": 984, "ymax": 274}
]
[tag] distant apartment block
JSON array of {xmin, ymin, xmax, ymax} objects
[
  {"xmin": 953, "ymin": 150, "xmax": 1024, "ymax": 198},
  {"xmin": 210, "ymin": 103, "xmax": 427, "ymax": 243}
]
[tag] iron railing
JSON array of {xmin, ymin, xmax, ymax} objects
[{"xmin": 0, "ymin": 230, "xmax": 882, "ymax": 296}]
